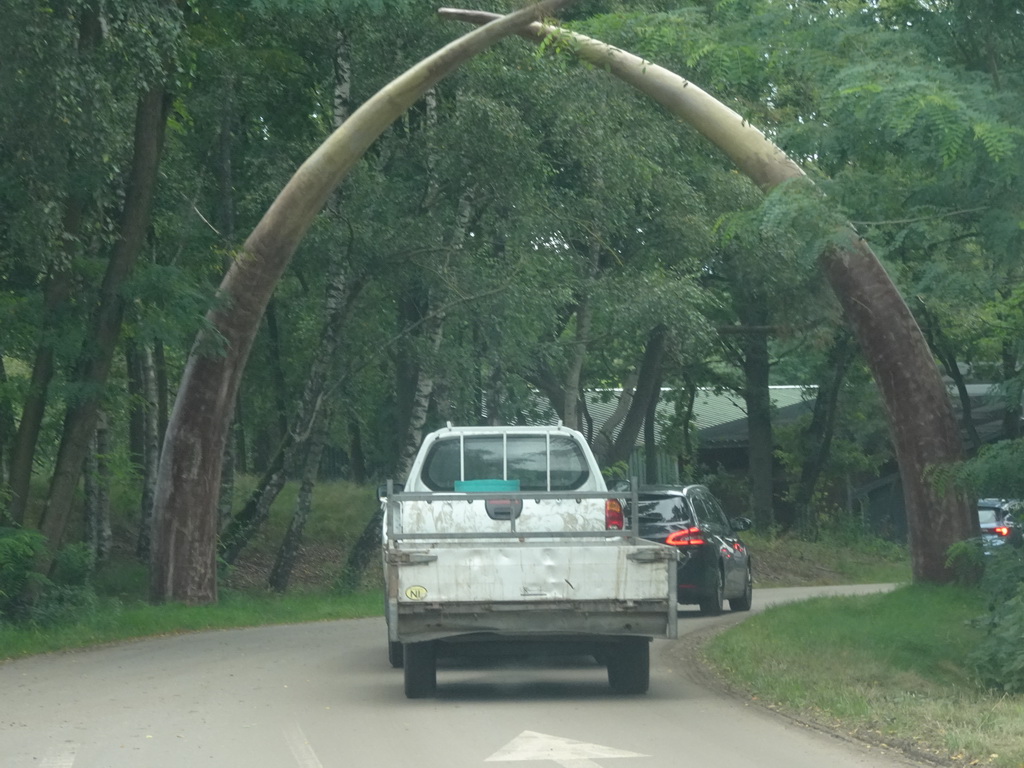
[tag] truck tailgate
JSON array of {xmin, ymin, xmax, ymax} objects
[
  {"xmin": 388, "ymin": 538, "xmax": 678, "ymax": 642},
  {"xmin": 391, "ymin": 539, "xmax": 673, "ymax": 602}
]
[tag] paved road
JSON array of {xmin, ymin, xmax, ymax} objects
[{"xmin": 1, "ymin": 584, "xmax": 927, "ymax": 768}]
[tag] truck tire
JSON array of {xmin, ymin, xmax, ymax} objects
[
  {"xmin": 403, "ymin": 641, "xmax": 437, "ymax": 698},
  {"xmin": 607, "ymin": 639, "xmax": 650, "ymax": 694},
  {"xmin": 388, "ymin": 640, "xmax": 404, "ymax": 668}
]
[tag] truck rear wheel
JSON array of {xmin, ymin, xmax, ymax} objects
[
  {"xmin": 388, "ymin": 640, "xmax": 404, "ymax": 668},
  {"xmin": 403, "ymin": 641, "xmax": 437, "ymax": 698},
  {"xmin": 607, "ymin": 639, "xmax": 650, "ymax": 694}
]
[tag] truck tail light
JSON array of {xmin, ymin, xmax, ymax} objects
[
  {"xmin": 666, "ymin": 527, "xmax": 705, "ymax": 546},
  {"xmin": 995, "ymin": 525, "xmax": 1011, "ymax": 537},
  {"xmin": 605, "ymin": 499, "xmax": 624, "ymax": 530}
]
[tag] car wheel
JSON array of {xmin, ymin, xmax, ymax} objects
[
  {"xmin": 699, "ymin": 566, "xmax": 724, "ymax": 616},
  {"xmin": 388, "ymin": 640, "xmax": 404, "ymax": 668},
  {"xmin": 403, "ymin": 641, "xmax": 437, "ymax": 698},
  {"xmin": 729, "ymin": 564, "xmax": 753, "ymax": 612},
  {"xmin": 607, "ymin": 638, "xmax": 650, "ymax": 694}
]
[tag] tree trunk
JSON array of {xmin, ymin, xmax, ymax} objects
[
  {"xmin": 644, "ymin": 378, "xmax": 661, "ymax": 485},
  {"xmin": 37, "ymin": 84, "xmax": 170, "ymax": 574},
  {"xmin": 395, "ymin": 311, "xmax": 445, "ymax": 480},
  {"xmin": 151, "ymin": 5, "xmax": 574, "ymax": 603},
  {"xmin": 264, "ymin": 300, "xmax": 290, "ymax": 444},
  {"xmin": 740, "ymin": 318, "xmax": 775, "ymax": 529},
  {"xmin": 269, "ymin": 406, "xmax": 330, "ymax": 592},
  {"xmin": 7, "ymin": 236, "xmax": 78, "ymax": 526},
  {"xmin": 562, "ymin": 248, "xmax": 599, "ymax": 432},
  {"xmin": 348, "ymin": 418, "xmax": 367, "ymax": 484},
  {"xmin": 1000, "ymin": 338, "xmax": 1022, "ymax": 441},
  {"xmin": 136, "ymin": 345, "xmax": 160, "ymax": 561},
  {"xmin": 918, "ymin": 302, "xmax": 981, "ymax": 452},
  {"xmin": 84, "ymin": 411, "xmax": 112, "ymax": 564},
  {"xmin": 0, "ymin": 356, "xmax": 13, "ymax": 506},
  {"xmin": 592, "ymin": 371, "xmax": 639, "ymax": 467},
  {"xmin": 608, "ymin": 325, "xmax": 668, "ymax": 467},
  {"xmin": 125, "ymin": 343, "xmax": 146, "ymax": 473},
  {"xmin": 792, "ymin": 330, "xmax": 856, "ymax": 537},
  {"xmin": 442, "ymin": 9, "xmax": 972, "ymax": 583}
]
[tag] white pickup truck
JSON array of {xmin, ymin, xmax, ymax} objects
[{"xmin": 380, "ymin": 424, "xmax": 678, "ymax": 698}]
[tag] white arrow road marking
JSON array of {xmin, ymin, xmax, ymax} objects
[
  {"xmin": 40, "ymin": 744, "xmax": 77, "ymax": 768},
  {"xmin": 283, "ymin": 723, "xmax": 325, "ymax": 768},
  {"xmin": 485, "ymin": 730, "xmax": 647, "ymax": 766}
]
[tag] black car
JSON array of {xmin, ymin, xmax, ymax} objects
[
  {"xmin": 978, "ymin": 499, "xmax": 1018, "ymax": 535},
  {"xmin": 978, "ymin": 498, "xmax": 1021, "ymax": 551},
  {"xmin": 631, "ymin": 485, "xmax": 753, "ymax": 615}
]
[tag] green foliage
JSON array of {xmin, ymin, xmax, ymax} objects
[
  {"xmin": 945, "ymin": 538, "xmax": 987, "ymax": 586},
  {"xmin": 949, "ymin": 440, "xmax": 1024, "ymax": 499},
  {"xmin": 601, "ymin": 461, "xmax": 631, "ymax": 485},
  {"xmin": 0, "ymin": 528, "xmax": 47, "ymax": 621},
  {"xmin": 28, "ymin": 585, "xmax": 100, "ymax": 629},
  {"xmin": 0, "ymin": 530, "xmax": 99, "ymax": 627},
  {"xmin": 50, "ymin": 542, "xmax": 95, "ymax": 589},
  {"xmin": 969, "ymin": 582, "xmax": 1024, "ymax": 694},
  {"xmin": 964, "ymin": 540, "xmax": 1024, "ymax": 693}
]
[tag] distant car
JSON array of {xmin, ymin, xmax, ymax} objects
[
  {"xmin": 977, "ymin": 499, "xmax": 1021, "ymax": 551},
  {"xmin": 630, "ymin": 485, "xmax": 753, "ymax": 615},
  {"xmin": 978, "ymin": 498, "xmax": 1019, "ymax": 537}
]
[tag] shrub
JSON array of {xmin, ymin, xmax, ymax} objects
[
  {"xmin": 967, "ymin": 543, "xmax": 1024, "ymax": 692},
  {"xmin": 945, "ymin": 538, "xmax": 987, "ymax": 586},
  {"xmin": 0, "ymin": 527, "xmax": 47, "ymax": 621},
  {"xmin": 29, "ymin": 584, "xmax": 100, "ymax": 628},
  {"xmin": 969, "ymin": 584, "xmax": 1024, "ymax": 693},
  {"xmin": 1, "ymin": 531, "xmax": 100, "ymax": 628}
]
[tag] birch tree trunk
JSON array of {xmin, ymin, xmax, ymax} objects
[
  {"xmin": 442, "ymin": 9, "xmax": 973, "ymax": 582},
  {"xmin": 268, "ymin": 405, "xmax": 330, "ymax": 592},
  {"xmin": 84, "ymin": 411, "xmax": 112, "ymax": 564},
  {"xmin": 150, "ymin": 2, "xmax": 572, "ymax": 604},
  {"xmin": 136, "ymin": 345, "xmax": 160, "ymax": 561}
]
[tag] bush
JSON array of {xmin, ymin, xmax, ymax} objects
[
  {"xmin": 969, "ymin": 584, "xmax": 1024, "ymax": 693},
  {"xmin": 0, "ymin": 530, "xmax": 100, "ymax": 628},
  {"xmin": 28, "ymin": 584, "xmax": 101, "ymax": 627},
  {"xmin": 946, "ymin": 538, "xmax": 987, "ymax": 586},
  {"xmin": 967, "ymin": 543, "xmax": 1024, "ymax": 693},
  {"xmin": 0, "ymin": 528, "xmax": 47, "ymax": 621}
]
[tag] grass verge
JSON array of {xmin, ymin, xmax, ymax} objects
[
  {"xmin": 704, "ymin": 584, "xmax": 1024, "ymax": 767},
  {"xmin": 0, "ymin": 589, "xmax": 382, "ymax": 660}
]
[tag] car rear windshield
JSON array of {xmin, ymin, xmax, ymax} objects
[
  {"xmin": 638, "ymin": 496, "xmax": 692, "ymax": 524},
  {"xmin": 420, "ymin": 434, "xmax": 590, "ymax": 492},
  {"xmin": 978, "ymin": 507, "xmax": 1000, "ymax": 525}
]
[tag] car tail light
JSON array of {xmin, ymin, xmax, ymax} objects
[
  {"xmin": 995, "ymin": 525, "xmax": 1011, "ymax": 537},
  {"xmin": 666, "ymin": 526, "xmax": 706, "ymax": 546},
  {"xmin": 605, "ymin": 499, "xmax": 624, "ymax": 530}
]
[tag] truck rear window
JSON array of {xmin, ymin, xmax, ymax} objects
[{"xmin": 420, "ymin": 434, "xmax": 590, "ymax": 492}]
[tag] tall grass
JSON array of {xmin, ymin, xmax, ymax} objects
[{"xmin": 705, "ymin": 585, "xmax": 1024, "ymax": 766}]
